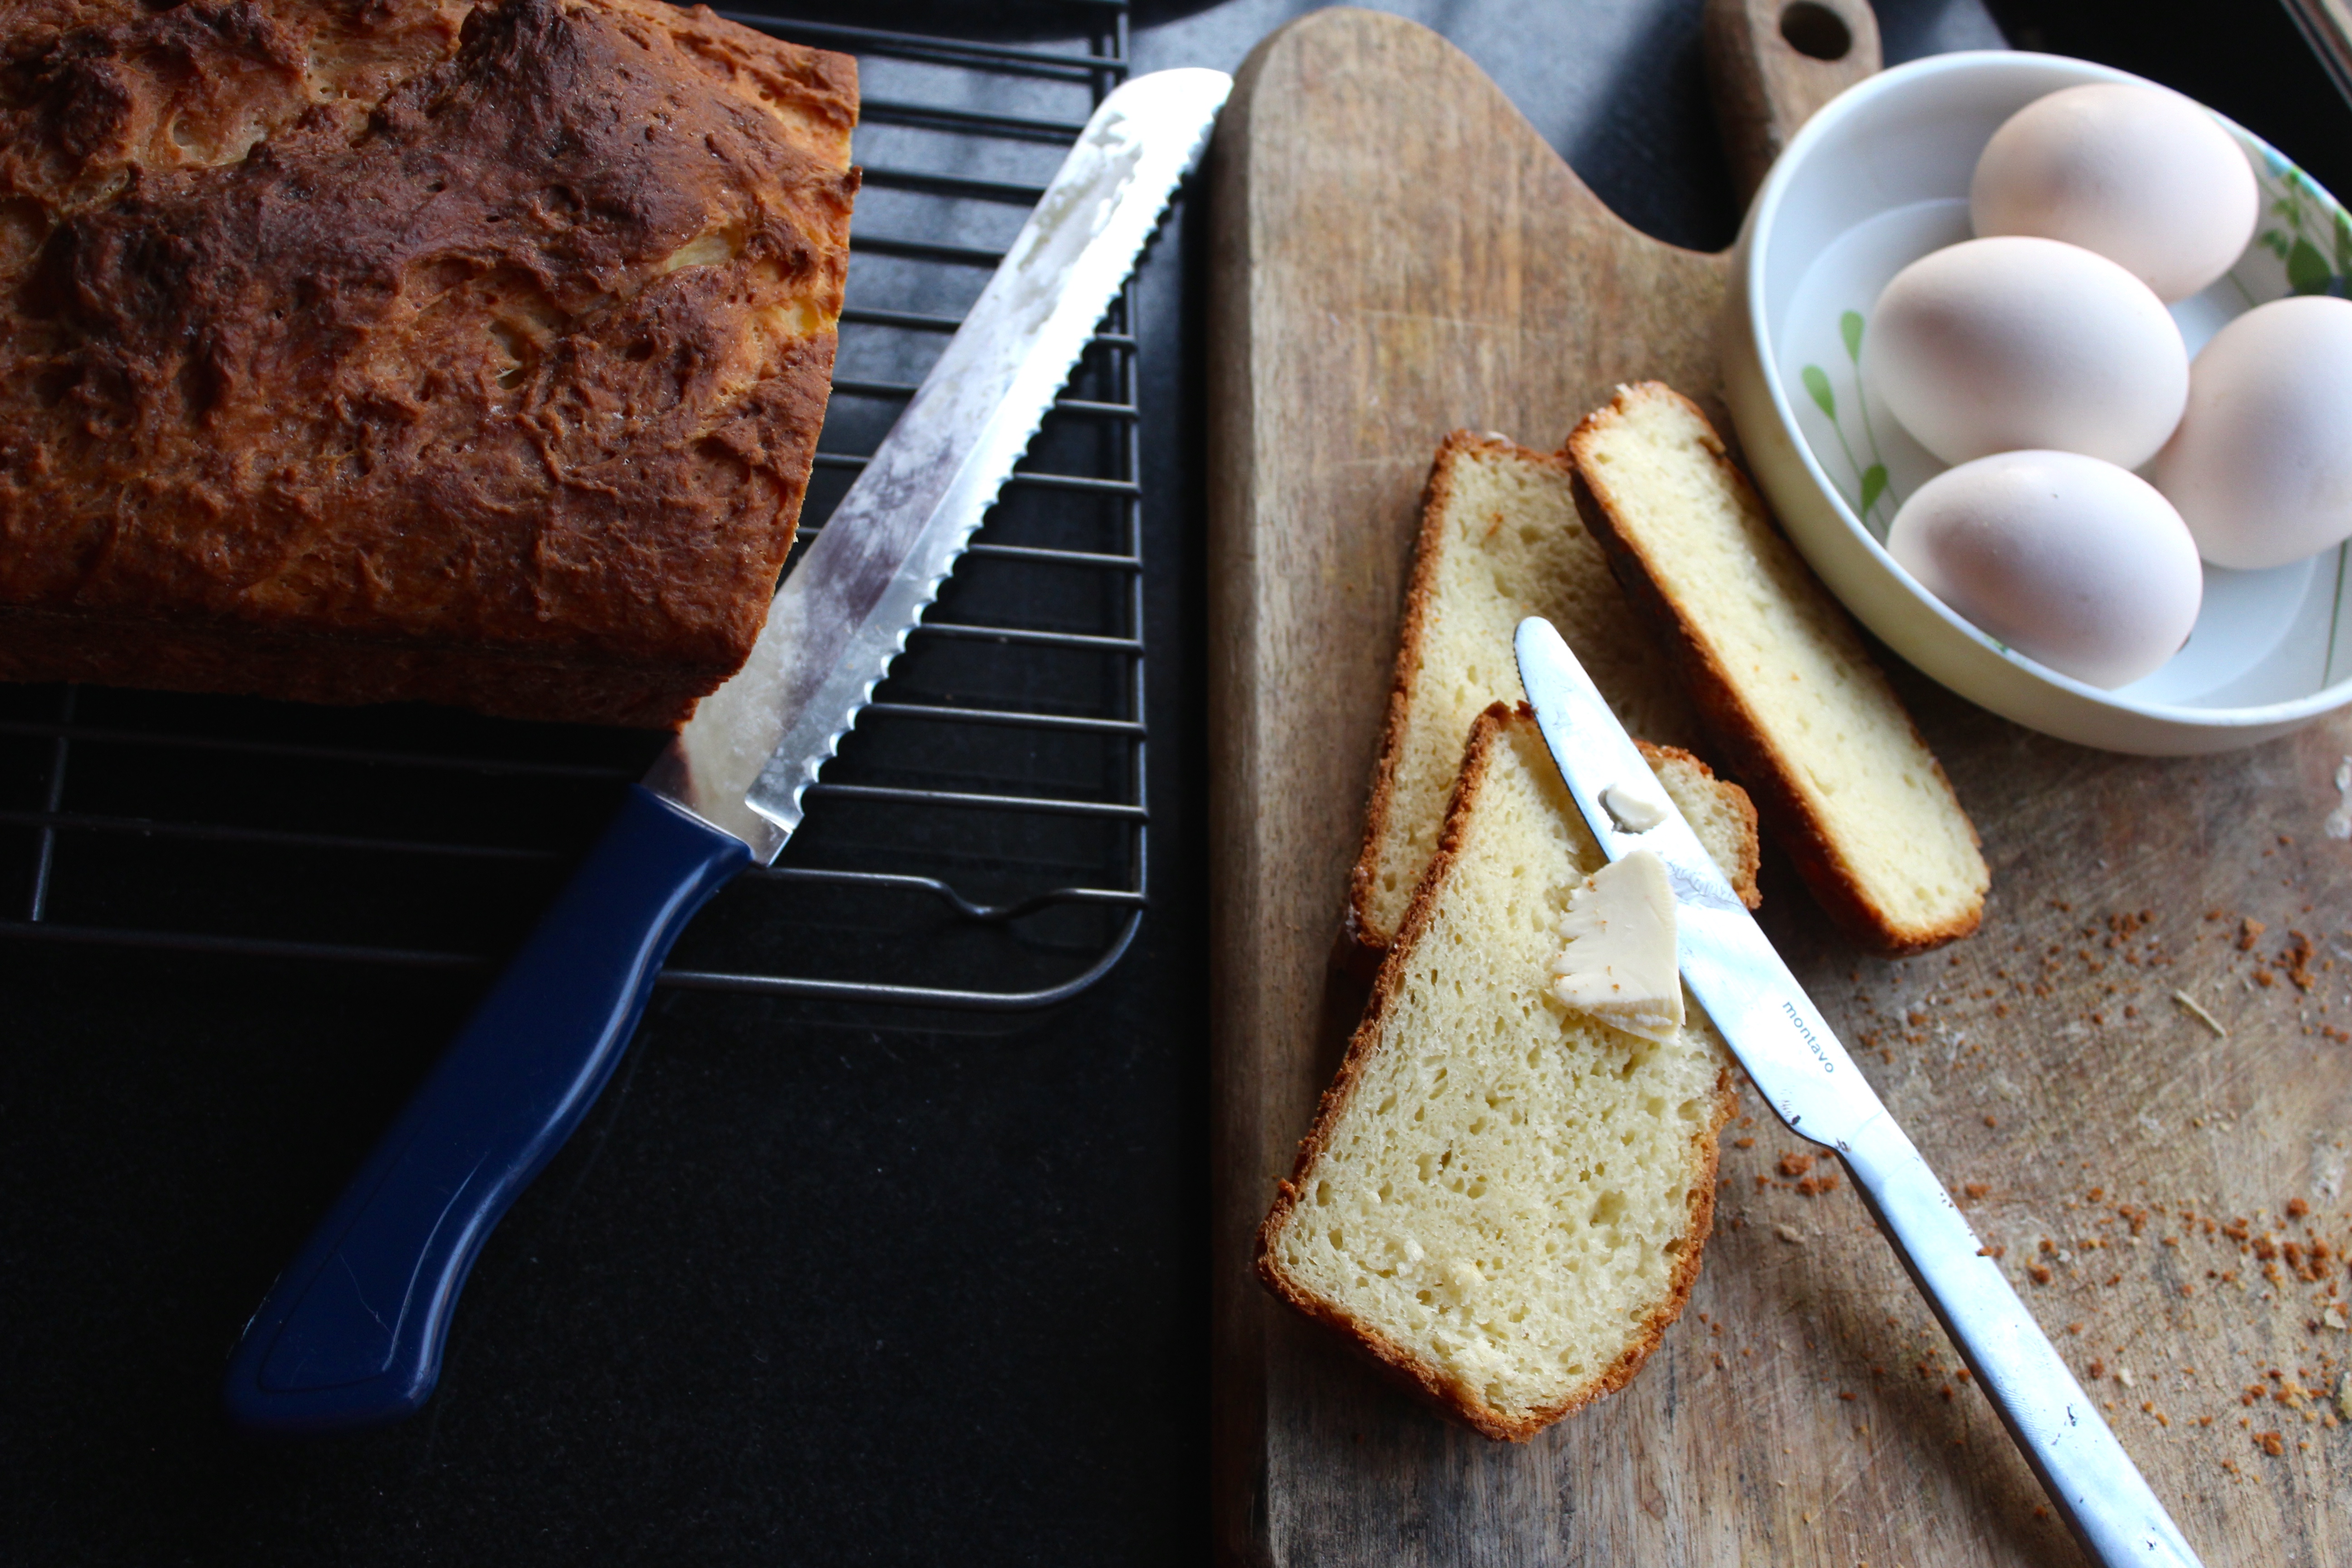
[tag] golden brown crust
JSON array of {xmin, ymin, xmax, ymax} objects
[
  {"xmin": 1343, "ymin": 431, "xmax": 1567, "ymax": 974},
  {"xmin": 0, "ymin": 0, "xmax": 858, "ymax": 726},
  {"xmin": 1265, "ymin": 702, "xmax": 1735, "ymax": 1442},
  {"xmin": 1569, "ymin": 383, "xmax": 1982, "ymax": 955},
  {"xmin": 0, "ymin": 599, "xmax": 700, "ymax": 726}
]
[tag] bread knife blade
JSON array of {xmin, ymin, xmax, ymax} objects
[
  {"xmin": 1512, "ymin": 616, "xmax": 2201, "ymax": 1568},
  {"xmin": 222, "ymin": 68, "xmax": 1231, "ymax": 1434}
]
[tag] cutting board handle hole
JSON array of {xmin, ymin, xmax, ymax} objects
[{"xmin": 1779, "ymin": 1, "xmax": 1852, "ymax": 61}]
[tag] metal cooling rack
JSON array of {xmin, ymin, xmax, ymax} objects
[{"xmin": 0, "ymin": 0, "xmax": 1149, "ymax": 1011}]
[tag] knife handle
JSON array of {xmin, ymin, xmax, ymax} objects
[
  {"xmin": 1839, "ymin": 1115, "xmax": 2204, "ymax": 1568},
  {"xmin": 222, "ymin": 785, "xmax": 749, "ymax": 1433}
]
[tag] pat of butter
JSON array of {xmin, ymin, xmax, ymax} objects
[
  {"xmin": 1600, "ymin": 780, "xmax": 1669, "ymax": 833},
  {"xmin": 1548, "ymin": 848, "xmax": 1683, "ymax": 1042}
]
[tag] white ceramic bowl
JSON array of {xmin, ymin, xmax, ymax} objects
[{"xmin": 1723, "ymin": 50, "xmax": 2352, "ymax": 755}]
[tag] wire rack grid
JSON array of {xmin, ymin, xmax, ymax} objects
[{"xmin": 0, "ymin": 0, "xmax": 1152, "ymax": 1011}]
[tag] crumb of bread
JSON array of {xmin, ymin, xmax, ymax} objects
[
  {"xmin": 1262, "ymin": 706, "xmax": 1737, "ymax": 1441},
  {"xmin": 1568, "ymin": 382, "xmax": 1987, "ymax": 954}
]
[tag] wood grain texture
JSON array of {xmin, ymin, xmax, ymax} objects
[
  {"xmin": 1704, "ymin": 0, "xmax": 1881, "ymax": 201},
  {"xmin": 1206, "ymin": 9, "xmax": 2352, "ymax": 1565}
]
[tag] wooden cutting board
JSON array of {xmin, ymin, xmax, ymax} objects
[{"xmin": 1205, "ymin": 6, "xmax": 2352, "ymax": 1564}]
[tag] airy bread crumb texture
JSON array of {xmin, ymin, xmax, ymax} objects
[
  {"xmin": 1569, "ymin": 383, "xmax": 1987, "ymax": 953},
  {"xmin": 1264, "ymin": 707, "xmax": 1734, "ymax": 1441},
  {"xmin": 1354, "ymin": 433, "xmax": 1754, "ymax": 953},
  {"xmin": 1648, "ymin": 740, "xmax": 1758, "ymax": 887}
]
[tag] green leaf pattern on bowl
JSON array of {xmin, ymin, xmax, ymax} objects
[
  {"xmin": 2252, "ymin": 146, "xmax": 2352, "ymax": 301},
  {"xmin": 1800, "ymin": 308, "xmax": 1895, "ymax": 538}
]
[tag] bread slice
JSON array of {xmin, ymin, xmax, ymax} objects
[
  {"xmin": 1261, "ymin": 704, "xmax": 1740, "ymax": 1441},
  {"xmin": 1347, "ymin": 433, "xmax": 1761, "ymax": 964},
  {"xmin": 1568, "ymin": 384, "xmax": 1988, "ymax": 954}
]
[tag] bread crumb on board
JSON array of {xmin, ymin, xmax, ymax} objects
[{"xmin": 1699, "ymin": 874, "xmax": 2352, "ymax": 1480}]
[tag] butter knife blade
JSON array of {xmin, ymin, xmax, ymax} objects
[{"xmin": 1514, "ymin": 614, "xmax": 2200, "ymax": 1568}]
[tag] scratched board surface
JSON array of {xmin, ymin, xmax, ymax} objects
[{"xmin": 1205, "ymin": 9, "xmax": 2352, "ymax": 1564}]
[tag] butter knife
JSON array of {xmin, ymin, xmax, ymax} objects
[
  {"xmin": 221, "ymin": 67, "xmax": 1231, "ymax": 1434},
  {"xmin": 1514, "ymin": 615, "xmax": 2201, "ymax": 1568}
]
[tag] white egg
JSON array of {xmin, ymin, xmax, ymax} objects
[
  {"xmin": 1971, "ymin": 83, "xmax": 2259, "ymax": 304},
  {"xmin": 1863, "ymin": 236, "xmax": 2188, "ymax": 469},
  {"xmin": 2155, "ymin": 295, "xmax": 2352, "ymax": 571},
  {"xmin": 1887, "ymin": 450, "xmax": 2202, "ymax": 690}
]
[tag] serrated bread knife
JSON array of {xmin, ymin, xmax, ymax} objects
[
  {"xmin": 1513, "ymin": 616, "xmax": 2201, "ymax": 1568},
  {"xmin": 222, "ymin": 68, "xmax": 1231, "ymax": 1434}
]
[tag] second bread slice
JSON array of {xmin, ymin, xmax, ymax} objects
[
  {"xmin": 1569, "ymin": 383, "xmax": 1988, "ymax": 954},
  {"xmin": 1347, "ymin": 432, "xmax": 1760, "ymax": 964}
]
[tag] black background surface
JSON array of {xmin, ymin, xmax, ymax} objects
[{"xmin": 6, "ymin": 2, "xmax": 2349, "ymax": 1563}]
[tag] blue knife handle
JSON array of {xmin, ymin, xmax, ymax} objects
[{"xmin": 223, "ymin": 785, "xmax": 750, "ymax": 1433}]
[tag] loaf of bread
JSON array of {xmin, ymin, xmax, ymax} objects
[
  {"xmin": 1569, "ymin": 383, "xmax": 1988, "ymax": 954},
  {"xmin": 0, "ymin": 0, "xmax": 858, "ymax": 727},
  {"xmin": 1262, "ymin": 703, "xmax": 1741, "ymax": 1441},
  {"xmin": 1348, "ymin": 432, "xmax": 1759, "ymax": 964}
]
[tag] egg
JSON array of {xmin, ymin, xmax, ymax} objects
[
  {"xmin": 1886, "ymin": 450, "xmax": 2202, "ymax": 689},
  {"xmin": 1864, "ymin": 236, "xmax": 2189, "ymax": 469},
  {"xmin": 2154, "ymin": 295, "xmax": 2352, "ymax": 571},
  {"xmin": 1971, "ymin": 83, "xmax": 2259, "ymax": 303}
]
